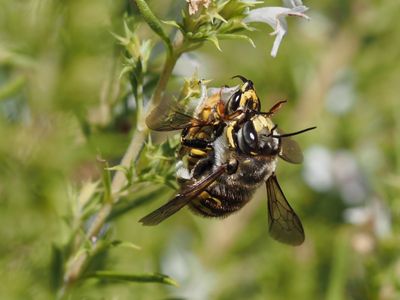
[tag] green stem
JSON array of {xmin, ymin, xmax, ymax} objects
[
  {"xmin": 60, "ymin": 33, "xmax": 184, "ymax": 297},
  {"xmin": 134, "ymin": 0, "xmax": 172, "ymax": 54},
  {"xmin": 111, "ymin": 35, "xmax": 183, "ymax": 196},
  {"xmin": 135, "ymin": 74, "xmax": 145, "ymax": 130}
]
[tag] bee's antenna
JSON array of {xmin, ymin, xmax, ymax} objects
[
  {"xmin": 272, "ymin": 126, "xmax": 317, "ymax": 138},
  {"xmin": 267, "ymin": 124, "xmax": 279, "ymax": 136},
  {"xmin": 232, "ymin": 75, "xmax": 248, "ymax": 83}
]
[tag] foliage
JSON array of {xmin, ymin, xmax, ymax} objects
[{"xmin": 0, "ymin": 0, "xmax": 400, "ymax": 299}]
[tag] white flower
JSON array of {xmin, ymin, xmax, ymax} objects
[{"xmin": 244, "ymin": 1, "xmax": 310, "ymax": 57}]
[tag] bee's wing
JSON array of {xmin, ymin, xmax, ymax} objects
[
  {"xmin": 266, "ymin": 174, "xmax": 305, "ymax": 246},
  {"xmin": 146, "ymin": 100, "xmax": 204, "ymax": 131},
  {"xmin": 278, "ymin": 129, "xmax": 303, "ymax": 164},
  {"xmin": 139, "ymin": 164, "xmax": 227, "ymax": 225}
]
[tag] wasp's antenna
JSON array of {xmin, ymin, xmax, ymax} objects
[
  {"xmin": 232, "ymin": 75, "xmax": 249, "ymax": 83},
  {"xmin": 272, "ymin": 126, "xmax": 317, "ymax": 138}
]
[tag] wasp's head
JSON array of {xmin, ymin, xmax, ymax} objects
[
  {"xmin": 236, "ymin": 115, "xmax": 280, "ymax": 156},
  {"xmin": 225, "ymin": 76, "xmax": 260, "ymax": 116}
]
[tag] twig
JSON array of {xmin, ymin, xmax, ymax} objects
[{"xmin": 60, "ymin": 35, "xmax": 184, "ymax": 299}]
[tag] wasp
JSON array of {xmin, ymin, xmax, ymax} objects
[
  {"xmin": 141, "ymin": 76, "xmax": 315, "ymax": 246},
  {"xmin": 145, "ymin": 75, "xmax": 261, "ymax": 152}
]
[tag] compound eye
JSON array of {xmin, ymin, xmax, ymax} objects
[
  {"xmin": 243, "ymin": 121, "xmax": 258, "ymax": 150},
  {"xmin": 227, "ymin": 90, "xmax": 242, "ymax": 114}
]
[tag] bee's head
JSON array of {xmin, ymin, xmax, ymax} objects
[
  {"xmin": 236, "ymin": 115, "xmax": 317, "ymax": 156},
  {"xmin": 225, "ymin": 75, "xmax": 260, "ymax": 116},
  {"xmin": 236, "ymin": 116, "xmax": 280, "ymax": 156}
]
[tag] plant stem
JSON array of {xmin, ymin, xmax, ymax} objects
[
  {"xmin": 60, "ymin": 34, "xmax": 184, "ymax": 297},
  {"xmin": 109, "ymin": 34, "xmax": 183, "ymax": 199},
  {"xmin": 111, "ymin": 47, "xmax": 182, "ymax": 196}
]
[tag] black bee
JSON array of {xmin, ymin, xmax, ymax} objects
[{"xmin": 141, "ymin": 77, "xmax": 315, "ymax": 246}]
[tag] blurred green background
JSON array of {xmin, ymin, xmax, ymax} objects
[{"xmin": 1, "ymin": 0, "xmax": 400, "ymax": 299}]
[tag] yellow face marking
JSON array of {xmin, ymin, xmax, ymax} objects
[
  {"xmin": 252, "ymin": 115, "xmax": 275, "ymax": 132},
  {"xmin": 226, "ymin": 124, "xmax": 236, "ymax": 148}
]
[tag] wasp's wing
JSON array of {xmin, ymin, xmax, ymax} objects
[
  {"xmin": 139, "ymin": 164, "xmax": 227, "ymax": 225},
  {"xmin": 266, "ymin": 174, "xmax": 305, "ymax": 246},
  {"xmin": 145, "ymin": 100, "xmax": 205, "ymax": 131},
  {"xmin": 278, "ymin": 129, "xmax": 303, "ymax": 164}
]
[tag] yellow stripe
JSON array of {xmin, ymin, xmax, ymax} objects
[
  {"xmin": 226, "ymin": 124, "xmax": 236, "ymax": 148},
  {"xmin": 191, "ymin": 148, "xmax": 206, "ymax": 156}
]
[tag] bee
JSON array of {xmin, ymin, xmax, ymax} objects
[{"xmin": 141, "ymin": 77, "xmax": 315, "ymax": 246}]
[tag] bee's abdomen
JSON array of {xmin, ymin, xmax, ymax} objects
[{"xmin": 188, "ymin": 184, "xmax": 254, "ymax": 218}]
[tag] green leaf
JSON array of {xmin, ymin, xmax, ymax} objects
[
  {"xmin": 88, "ymin": 271, "xmax": 178, "ymax": 286},
  {"xmin": 217, "ymin": 33, "xmax": 256, "ymax": 48},
  {"xmin": 206, "ymin": 35, "xmax": 222, "ymax": 51},
  {"xmin": 162, "ymin": 20, "xmax": 182, "ymax": 29},
  {"xmin": 106, "ymin": 165, "xmax": 128, "ymax": 173},
  {"xmin": 50, "ymin": 244, "xmax": 64, "ymax": 291},
  {"xmin": 101, "ymin": 161, "xmax": 112, "ymax": 203},
  {"xmin": 110, "ymin": 240, "xmax": 141, "ymax": 250},
  {"xmin": 134, "ymin": 0, "xmax": 172, "ymax": 53},
  {"xmin": 108, "ymin": 187, "xmax": 167, "ymax": 221},
  {"xmin": 78, "ymin": 181, "xmax": 99, "ymax": 208}
]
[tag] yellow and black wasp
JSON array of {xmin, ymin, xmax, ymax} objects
[{"xmin": 141, "ymin": 76, "xmax": 315, "ymax": 246}]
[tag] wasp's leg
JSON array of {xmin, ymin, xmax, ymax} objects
[
  {"xmin": 180, "ymin": 123, "xmax": 226, "ymax": 150},
  {"xmin": 179, "ymin": 126, "xmax": 210, "ymax": 150},
  {"xmin": 181, "ymin": 138, "xmax": 212, "ymax": 150}
]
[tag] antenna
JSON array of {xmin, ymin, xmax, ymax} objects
[
  {"xmin": 232, "ymin": 75, "xmax": 248, "ymax": 83},
  {"xmin": 272, "ymin": 126, "xmax": 317, "ymax": 138}
]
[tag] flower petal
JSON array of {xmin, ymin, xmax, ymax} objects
[
  {"xmin": 244, "ymin": 5, "xmax": 310, "ymax": 57},
  {"xmin": 270, "ymin": 24, "xmax": 286, "ymax": 57}
]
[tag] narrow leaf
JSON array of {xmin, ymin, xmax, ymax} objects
[
  {"xmin": 106, "ymin": 165, "xmax": 128, "ymax": 173},
  {"xmin": 102, "ymin": 162, "xmax": 112, "ymax": 203},
  {"xmin": 108, "ymin": 188, "xmax": 167, "ymax": 221},
  {"xmin": 206, "ymin": 35, "xmax": 222, "ymax": 51},
  {"xmin": 134, "ymin": 0, "xmax": 172, "ymax": 53},
  {"xmin": 217, "ymin": 33, "xmax": 256, "ymax": 48},
  {"xmin": 110, "ymin": 240, "xmax": 141, "ymax": 250},
  {"xmin": 88, "ymin": 271, "xmax": 178, "ymax": 286},
  {"xmin": 78, "ymin": 181, "xmax": 99, "ymax": 208},
  {"xmin": 50, "ymin": 244, "xmax": 64, "ymax": 291},
  {"xmin": 162, "ymin": 20, "xmax": 182, "ymax": 29}
]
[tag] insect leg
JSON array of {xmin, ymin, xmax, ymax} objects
[{"xmin": 139, "ymin": 164, "xmax": 228, "ymax": 225}]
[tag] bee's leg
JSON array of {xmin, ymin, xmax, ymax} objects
[
  {"xmin": 192, "ymin": 155, "xmax": 214, "ymax": 179},
  {"xmin": 213, "ymin": 122, "xmax": 226, "ymax": 138},
  {"xmin": 226, "ymin": 121, "xmax": 239, "ymax": 149}
]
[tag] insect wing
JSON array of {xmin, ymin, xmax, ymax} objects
[
  {"xmin": 145, "ymin": 101, "xmax": 204, "ymax": 131},
  {"xmin": 278, "ymin": 129, "xmax": 303, "ymax": 164},
  {"xmin": 266, "ymin": 175, "xmax": 305, "ymax": 245},
  {"xmin": 139, "ymin": 164, "xmax": 227, "ymax": 225}
]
